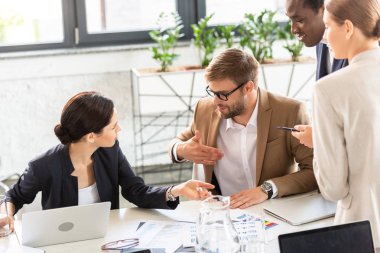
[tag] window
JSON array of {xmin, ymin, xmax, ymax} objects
[
  {"xmin": 205, "ymin": 0, "xmax": 287, "ymax": 25},
  {"xmin": 85, "ymin": 0, "xmax": 176, "ymax": 33},
  {"xmin": 76, "ymin": 0, "xmax": 178, "ymax": 45},
  {"xmin": 0, "ymin": 0, "xmax": 287, "ymax": 52},
  {"xmin": 0, "ymin": 0, "xmax": 64, "ymax": 45}
]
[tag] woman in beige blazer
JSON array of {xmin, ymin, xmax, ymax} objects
[{"xmin": 293, "ymin": 0, "xmax": 380, "ymax": 247}]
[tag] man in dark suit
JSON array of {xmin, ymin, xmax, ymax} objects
[
  {"xmin": 285, "ymin": 0, "xmax": 348, "ymax": 147},
  {"xmin": 285, "ymin": 0, "xmax": 348, "ymax": 80}
]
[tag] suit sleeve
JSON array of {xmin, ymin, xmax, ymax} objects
[
  {"xmin": 117, "ymin": 145, "xmax": 179, "ymax": 209},
  {"xmin": 167, "ymin": 101, "xmax": 199, "ymax": 162},
  {"xmin": 271, "ymin": 102, "xmax": 318, "ymax": 197},
  {"xmin": 5, "ymin": 164, "xmax": 42, "ymax": 214},
  {"xmin": 312, "ymin": 84, "xmax": 349, "ymax": 201}
]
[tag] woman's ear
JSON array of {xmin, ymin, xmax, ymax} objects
[
  {"xmin": 85, "ymin": 133, "xmax": 96, "ymax": 144},
  {"xmin": 344, "ymin": 19, "xmax": 354, "ymax": 39}
]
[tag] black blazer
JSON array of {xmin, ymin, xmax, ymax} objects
[
  {"xmin": 6, "ymin": 141, "xmax": 178, "ymax": 214},
  {"xmin": 316, "ymin": 43, "xmax": 348, "ymax": 80}
]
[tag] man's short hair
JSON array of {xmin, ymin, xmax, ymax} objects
[
  {"xmin": 205, "ymin": 48, "xmax": 259, "ymax": 88},
  {"xmin": 304, "ymin": 0, "xmax": 324, "ymax": 13}
]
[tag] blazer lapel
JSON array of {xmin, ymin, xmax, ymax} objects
[
  {"xmin": 204, "ymin": 109, "xmax": 222, "ymax": 183},
  {"xmin": 316, "ymin": 43, "xmax": 328, "ymax": 80},
  {"xmin": 256, "ymin": 88, "xmax": 272, "ymax": 185},
  {"xmin": 332, "ymin": 58, "xmax": 348, "ymax": 73}
]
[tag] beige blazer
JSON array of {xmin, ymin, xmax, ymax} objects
[
  {"xmin": 169, "ymin": 88, "xmax": 317, "ymax": 197},
  {"xmin": 313, "ymin": 48, "xmax": 380, "ymax": 247}
]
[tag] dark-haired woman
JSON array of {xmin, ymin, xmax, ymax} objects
[{"xmin": 1, "ymin": 91, "xmax": 214, "ymax": 233}]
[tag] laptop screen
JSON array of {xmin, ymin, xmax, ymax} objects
[{"xmin": 279, "ymin": 220, "xmax": 375, "ymax": 253}]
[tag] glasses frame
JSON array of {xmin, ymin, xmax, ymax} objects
[
  {"xmin": 206, "ymin": 81, "xmax": 247, "ymax": 101},
  {"xmin": 101, "ymin": 237, "xmax": 139, "ymax": 250}
]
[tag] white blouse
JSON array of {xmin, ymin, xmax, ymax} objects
[{"xmin": 78, "ymin": 183, "xmax": 101, "ymax": 205}]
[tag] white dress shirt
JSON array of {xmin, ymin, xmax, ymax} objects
[
  {"xmin": 173, "ymin": 97, "xmax": 278, "ymax": 197},
  {"xmin": 214, "ymin": 99, "xmax": 258, "ymax": 196}
]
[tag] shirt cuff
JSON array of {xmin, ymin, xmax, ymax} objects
[
  {"xmin": 267, "ymin": 180, "xmax": 278, "ymax": 199},
  {"xmin": 172, "ymin": 142, "xmax": 187, "ymax": 163}
]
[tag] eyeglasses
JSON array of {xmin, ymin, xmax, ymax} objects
[
  {"xmin": 206, "ymin": 81, "xmax": 247, "ymax": 101},
  {"xmin": 101, "ymin": 238, "xmax": 139, "ymax": 250}
]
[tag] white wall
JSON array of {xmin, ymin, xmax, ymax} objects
[{"xmin": 0, "ymin": 43, "xmax": 316, "ymax": 178}]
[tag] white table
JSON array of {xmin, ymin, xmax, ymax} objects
[{"xmin": 0, "ymin": 195, "xmax": 377, "ymax": 253}]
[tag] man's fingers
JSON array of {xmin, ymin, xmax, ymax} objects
[
  {"xmin": 199, "ymin": 146, "xmax": 223, "ymax": 160},
  {"xmin": 192, "ymin": 130, "xmax": 202, "ymax": 142},
  {"xmin": 294, "ymin": 125, "xmax": 307, "ymax": 131},
  {"xmin": 291, "ymin": 131, "xmax": 301, "ymax": 139}
]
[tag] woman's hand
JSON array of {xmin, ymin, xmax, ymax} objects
[
  {"xmin": 171, "ymin": 180, "xmax": 214, "ymax": 200},
  {"xmin": 292, "ymin": 124, "xmax": 313, "ymax": 148},
  {"xmin": 0, "ymin": 215, "xmax": 14, "ymax": 234}
]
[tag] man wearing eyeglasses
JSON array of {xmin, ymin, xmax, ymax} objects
[{"xmin": 168, "ymin": 48, "xmax": 317, "ymax": 208}]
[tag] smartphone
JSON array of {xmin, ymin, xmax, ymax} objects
[{"xmin": 276, "ymin": 126, "xmax": 300, "ymax": 132}]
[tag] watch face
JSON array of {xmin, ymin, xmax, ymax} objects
[{"xmin": 262, "ymin": 182, "xmax": 272, "ymax": 191}]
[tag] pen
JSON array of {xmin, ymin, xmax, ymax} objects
[{"xmin": 276, "ymin": 126, "xmax": 300, "ymax": 132}]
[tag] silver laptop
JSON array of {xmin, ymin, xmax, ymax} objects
[
  {"xmin": 16, "ymin": 201, "xmax": 111, "ymax": 247},
  {"xmin": 263, "ymin": 193, "xmax": 336, "ymax": 225}
]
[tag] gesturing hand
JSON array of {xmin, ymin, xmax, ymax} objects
[
  {"xmin": 230, "ymin": 187, "xmax": 268, "ymax": 209},
  {"xmin": 0, "ymin": 215, "xmax": 14, "ymax": 233},
  {"xmin": 177, "ymin": 130, "xmax": 224, "ymax": 165},
  {"xmin": 172, "ymin": 180, "xmax": 214, "ymax": 200},
  {"xmin": 292, "ymin": 124, "xmax": 313, "ymax": 148}
]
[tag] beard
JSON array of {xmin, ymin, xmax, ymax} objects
[{"xmin": 218, "ymin": 99, "xmax": 245, "ymax": 119}]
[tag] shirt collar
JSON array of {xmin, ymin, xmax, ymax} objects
[{"xmin": 225, "ymin": 96, "xmax": 259, "ymax": 131}]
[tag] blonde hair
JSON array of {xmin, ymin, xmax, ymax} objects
[{"xmin": 326, "ymin": 0, "xmax": 380, "ymax": 39}]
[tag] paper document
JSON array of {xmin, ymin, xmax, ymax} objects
[{"xmin": 136, "ymin": 220, "xmax": 191, "ymax": 253}]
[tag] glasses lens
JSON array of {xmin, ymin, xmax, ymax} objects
[
  {"xmin": 102, "ymin": 239, "xmax": 138, "ymax": 250},
  {"xmin": 206, "ymin": 86, "xmax": 228, "ymax": 101},
  {"xmin": 218, "ymin": 94, "xmax": 228, "ymax": 101}
]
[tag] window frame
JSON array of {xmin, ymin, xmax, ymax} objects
[
  {"xmin": 0, "ymin": 0, "xmax": 76, "ymax": 53},
  {"xmin": 0, "ymin": 0, "xmax": 286, "ymax": 53}
]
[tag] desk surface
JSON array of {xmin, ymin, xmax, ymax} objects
[{"xmin": 0, "ymin": 195, "xmax": 378, "ymax": 253}]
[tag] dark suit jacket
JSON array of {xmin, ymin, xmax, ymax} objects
[
  {"xmin": 169, "ymin": 88, "xmax": 317, "ymax": 197},
  {"xmin": 316, "ymin": 43, "xmax": 348, "ymax": 80},
  {"xmin": 6, "ymin": 141, "xmax": 178, "ymax": 214}
]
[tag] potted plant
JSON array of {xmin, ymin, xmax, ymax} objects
[
  {"xmin": 191, "ymin": 14, "xmax": 220, "ymax": 67},
  {"xmin": 277, "ymin": 21, "xmax": 304, "ymax": 62},
  {"xmin": 149, "ymin": 12, "xmax": 184, "ymax": 72},
  {"xmin": 217, "ymin": 24, "xmax": 236, "ymax": 49},
  {"xmin": 238, "ymin": 10, "xmax": 278, "ymax": 63}
]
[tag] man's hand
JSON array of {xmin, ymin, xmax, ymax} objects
[
  {"xmin": 230, "ymin": 187, "xmax": 268, "ymax": 209},
  {"xmin": 177, "ymin": 130, "xmax": 224, "ymax": 165},
  {"xmin": 172, "ymin": 180, "xmax": 214, "ymax": 200},
  {"xmin": 292, "ymin": 124, "xmax": 313, "ymax": 148}
]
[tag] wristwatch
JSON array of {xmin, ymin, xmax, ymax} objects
[
  {"xmin": 167, "ymin": 185, "xmax": 177, "ymax": 201},
  {"xmin": 261, "ymin": 181, "xmax": 273, "ymax": 199}
]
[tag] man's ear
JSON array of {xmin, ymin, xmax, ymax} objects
[
  {"xmin": 319, "ymin": 5, "xmax": 324, "ymax": 16},
  {"xmin": 246, "ymin": 80, "xmax": 257, "ymax": 91}
]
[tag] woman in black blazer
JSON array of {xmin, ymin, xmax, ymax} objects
[{"xmin": 1, "ymin": 91, "xmax": 214, "ymax": 233}]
